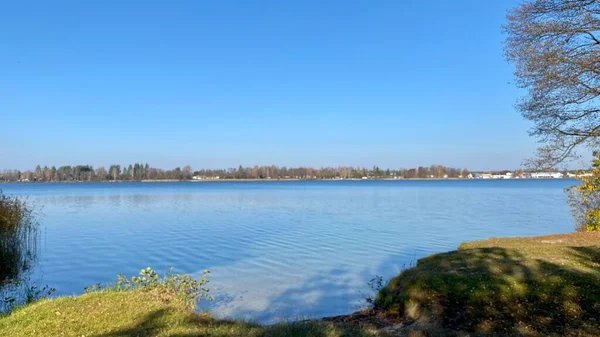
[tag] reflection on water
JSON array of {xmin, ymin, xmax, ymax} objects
[{"xmin": 0, "ymin": 180, "xmax": 575, "ymax": 322}]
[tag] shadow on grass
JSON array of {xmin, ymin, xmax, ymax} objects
[
  {"xmin": 376, "ymin": 244, "xmax": 600, "ymax": 336},
  {"xmin": 89, "ymin": 307, "xmax": 250, "ymax": 337},
  {"xmin": 91, "ymin": 306, "xmax": 370, "ymax": 337}
]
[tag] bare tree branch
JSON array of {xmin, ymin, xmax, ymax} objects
[{"xmin": 505, "ymin": 0, "xmax": 600, "ymax": 168}]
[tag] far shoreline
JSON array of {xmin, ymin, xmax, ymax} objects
[{"xmin": 0, "ymin": 178, "xmax": 578, "ymax": 184}]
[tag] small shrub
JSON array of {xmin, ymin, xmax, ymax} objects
[
  {"xmin": 84, "ymin": 283, "xmax": 102, "ymax": 294},
  {"xmin": 90, "ymin": 267, "xmax": 212, "ymax": 308},
  {"xmin": 24, "ymin": 283, "xmax": 55, "ymax": 305},
  {"xmin": 363, "ymin": 275, "xmax": 384, "ymax": 308},
  {"xmin": 2, "ymin": 275, "xmax": 55, "ymax": 312},
  {"xmin": 567, "ymin": 152, "xmax": 600, "ymax": 231}
]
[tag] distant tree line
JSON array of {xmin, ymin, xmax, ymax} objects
[
  {"xmin": 0, "ymin": 164, "xmax": 472, "ymax": 182},
  {"xmin": 194, "ymin": 165, "xmax": 470, "ymax": 180},
  {"xmin": 0, "ymin": 163, "xmax": 193, "ymax": 182}
]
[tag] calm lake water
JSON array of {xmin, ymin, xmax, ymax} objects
[{"xmin": 0, "ymin": 180, "xmax": 576, "ymax": 322}]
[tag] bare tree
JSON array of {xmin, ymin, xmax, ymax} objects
[
  {"xmin": 182, "ymin": 165, "xmax": 192, "ymax": 180},
  {"xmin": 96, "ymin": 167, "xmax": 107, "ymax": 181},
  {"xmin": 504, "ymin": 0, "xmax": 600, "ymax": 167}
]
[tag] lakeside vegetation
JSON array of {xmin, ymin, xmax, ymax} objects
[
  {"xmin": 567, "ymin": 152, "xmax": 600, "ymax": 232},
  {"xmin": 0, "ymin": 163, "xmax": 589, "ymax": 183},
  {"xmin": 0, "ymin": 191, "xmax": 51, "ymax": 312},
  {"xmin": 0, "ymin": 192, "xmax": 37, "ymax": 284},
  {"xmin": 1, "ymin": 164, "xmax": 472, "ymax": 182}
]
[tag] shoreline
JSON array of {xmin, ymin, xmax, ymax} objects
[{"xmin": 0, "ymin": 177, "xmax": 577, "ymax": 184}]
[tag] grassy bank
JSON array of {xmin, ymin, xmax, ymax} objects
[
  {"xmin": 376, "ymin": 232, "xmax": 600, "ymax": 336},
  {"xmin": 0, "ymin": 287, "xmax": 376, "ymax": 337}
]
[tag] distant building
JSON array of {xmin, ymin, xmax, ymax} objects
[
  {"xmin": 531, "ymin": 172, "xmax": 563, "ymax": 179},
  {"xmin": 568, "ymin": 172, "xmax": 592, "ymax": 178},
  {"xmin": 192, "ymin": 175, "xmax": 220, "ymax": 180},
  {"xmin": 492, "ymin": 172, "xmax": 513, "ymax": 179}
]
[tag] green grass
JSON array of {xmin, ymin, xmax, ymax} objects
[
  {"xmin": 0, "ymin": 287, "xmax": 377, "ymax": 337},
  {"xmin": 376, "ymin": 232, "xmax": 600, "ymax": 336}
]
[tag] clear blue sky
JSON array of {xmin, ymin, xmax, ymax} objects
[{"xmin": 2, "ymin": 0, "xmax": 540, "ymax": 171}]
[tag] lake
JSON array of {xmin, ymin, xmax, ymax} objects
[{"xmin": 0, "ymin": 179, "xmax": 576, "ymax": 323}]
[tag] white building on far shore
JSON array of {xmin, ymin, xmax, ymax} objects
[
  {"xmin": 491, "ymin": 172, "xmax": 513, "ymax": 179},
  {"xmin": 531, "ymin": 172, "xmax": 563, "ymax": 179},
  {"xmin": 192, "ymin": 175, "xmax": 220, "ymax": 180}
]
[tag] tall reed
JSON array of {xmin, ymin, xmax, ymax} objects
[{"xmin": 0, "ymin": 191, "xmax": 38, "ymax": 287}]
